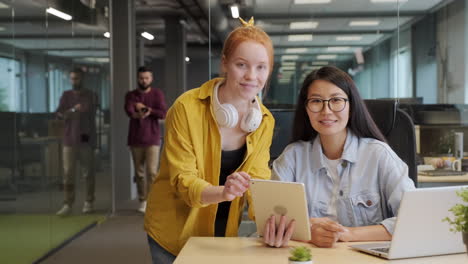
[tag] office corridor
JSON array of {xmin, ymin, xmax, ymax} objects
[{"xmin": 42, "ymin": 213, "xmax": 151, "ymax": 264}]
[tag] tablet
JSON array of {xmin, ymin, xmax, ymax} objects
[{"xmin": 250, "ymin": 179, "xmax": 311, "ymax": 241}]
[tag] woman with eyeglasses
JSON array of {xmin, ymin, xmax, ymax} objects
[{"xmin": 262, "ymin": 66, "xmax": 415, "ymax": 248}]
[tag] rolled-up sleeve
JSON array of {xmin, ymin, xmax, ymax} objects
[
  {"xmin": 271, "ymin": 144, "xmax": 297, "ymax": 182},
  {"xmin": 379, "ymin": 152, "xmax": 415, "ymax": 234},
  {"xmin": 165, "ymin": 101, "xmax": 211, "ymax": 208}
]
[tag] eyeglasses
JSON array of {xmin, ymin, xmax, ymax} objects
[{"xmin": 305, "ymin": 97, "xmax": 348, "ymax": 113}]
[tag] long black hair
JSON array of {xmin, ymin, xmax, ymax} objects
[{"xmin": 292, "ymin": 66, "xmax": 386, "ymax": 143}]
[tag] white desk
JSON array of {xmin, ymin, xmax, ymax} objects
[
  {"xmin": 174, "ymin": 237, "xmax": 467, "ymax": 264},
  {"xmin": 418, "ymin": 174, "xmax": 468, "ymax": 188}
]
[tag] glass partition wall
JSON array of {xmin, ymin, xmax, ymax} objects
[
  {"xmin": 0, "ymin": 0, "xmax": 111, "ymax": 263},
  {"xmin": 207, "ymin": 0, "xmax": 466, "ymax": 180},
  {"xmin": 1, "ymin": 0, "xmax": 466, "ymax": 262}
]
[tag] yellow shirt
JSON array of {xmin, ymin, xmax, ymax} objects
[{"xmin": 144, "ymin": 78, "xmax": 274, "ymax": 255}]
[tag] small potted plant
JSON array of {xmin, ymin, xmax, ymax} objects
[
  {"xmin": 443, "ymin": 187, "xmax": 468, "ymax": 254},
  {"xmin": 288, "ymin": 246, "xmax": 313, "ymax": 264}
]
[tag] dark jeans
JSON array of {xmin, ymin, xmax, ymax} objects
[{"xmin": 147, "ymin": 235, "xmax": 176, "ymax": 264}]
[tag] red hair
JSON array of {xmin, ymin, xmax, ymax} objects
[{"xmin": 221, "ymin": 25, "xmax": 274, "ymax": 74}]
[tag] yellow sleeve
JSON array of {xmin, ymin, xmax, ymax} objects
[
  {"xmin": 165, "ymin": 101, "xmax": 211, "ymax": 208},
  {"xmin": 247, "ymin": 115, "xmax": 275, "ymax": 220}
]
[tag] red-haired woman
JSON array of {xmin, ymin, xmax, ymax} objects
[{"xmin": 144, "ymin": 18, "xmax": 275, "ymax": 263}]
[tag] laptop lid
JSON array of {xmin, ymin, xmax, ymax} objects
[
  {"xmin": 388, "ymin": 186, "xmax": 467, "ymax": 259},
  {"xmin": 352, "ymin": 186, "xmax": 467, "ymax": 259}
]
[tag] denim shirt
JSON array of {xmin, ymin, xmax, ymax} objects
[{"xmin": 272, "ymin": 130, "xmax": 415, "ymax": 234}]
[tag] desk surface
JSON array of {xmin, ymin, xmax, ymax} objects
[
  {"xmin": 174, "ymin": 237, "xmax": 467, "ymax": 264},
  {"xmin": 418, "ymin": 174, "xmax": 468, "ymax": 183}
]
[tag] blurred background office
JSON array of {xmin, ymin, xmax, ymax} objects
[{"xmin": 0, "ymin": 0, "xmax": 467, "ymax": 263}]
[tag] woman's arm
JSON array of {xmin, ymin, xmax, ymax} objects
[
  {"xmin": 338, "ymin": 224, "xmax": 391, "ymax": 242},
  {"xmin": 165, "ymin": 101, "xmax": 252, "ymax": 208},
  {"xmin": 164, "ymin": 101, "xmax": 211, "ymax": 208},
  {"xmin": 201, "ymin": 172, "xmax": 251, "ymax": 204}
]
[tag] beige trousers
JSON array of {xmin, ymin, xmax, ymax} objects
[
  {"xmin": 130, "ymin": 145, "xmax": 160, "ymax": 201},
  {"xmin": 62, "ymin": 145, "xmax": 95, "ymax": 205}
]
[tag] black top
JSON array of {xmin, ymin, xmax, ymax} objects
[{"xmin": 214, "ymin": 144, "xmax": 247, "ymax": 237}]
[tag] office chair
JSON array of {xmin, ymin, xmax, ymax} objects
[
  {"xmin": 0, "ymin": 112, "xmax": 19, "ymax": 196},
  {"xmin": 364, "ymin": 100, "xmax": 418, "ymax": 187},
  {"xmin": 270, "ymin": 109, "xmax": 295, "ymax": 161},
  {"xmin": 0, "ymin": 112, "xmax": 46, "ymax": 194}
]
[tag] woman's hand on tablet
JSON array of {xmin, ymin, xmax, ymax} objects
[
  {"xmin": 222, "ymin": 172, "xmax": 251, "ymax": 201},
  {"xmin": 263, "ymin": 215, "xmax": 296, "ymax": 248},
  {"xmin": 309, "ymin": 218, "xmax": 348, "ymax": 248}
]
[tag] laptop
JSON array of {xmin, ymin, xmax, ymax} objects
[
  {"xmin": 350, "ymin": 186, "xmax": 467, "ymax": 259},
  {"xmin": 250, "ymin": 179, "xmax": 311, "ymax": 241}
]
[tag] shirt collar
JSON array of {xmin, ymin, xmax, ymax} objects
[
  {"xmin": 198, "ymin": 78, "xmax": 224, "ymax": 100},
  {"xmin": 311, "ymin": 129, "xmax": 358, "ymax": 172}
]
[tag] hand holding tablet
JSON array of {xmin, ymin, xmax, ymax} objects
[{"xmin": 250, "ymin": 179, "xmax": 311, "ymax": 246}]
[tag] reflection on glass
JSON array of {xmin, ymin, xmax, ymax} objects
[
  {"xmin": 0, "ymin": 1, "xmax": 111, "ymax": 262},
  {"xmin": 55, "ymin": 69, "xmax": 97, "ymax": 216},
  {"xmin": 206, "ymin": 1, "xmax": 468, "ymax": 185}
]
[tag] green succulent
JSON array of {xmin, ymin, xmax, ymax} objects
[
  {"xmin": 443, "ymin": 188, "xmax": 468, "ymax": 233},
  {"xmin": 289, "ymin": 246, "xmax": 312, "ymax": 261}
]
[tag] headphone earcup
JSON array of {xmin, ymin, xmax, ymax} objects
[
  {"xmin": 215, "ymin": 103, "xmax": 238, "ymax": 128},
  {"xmin": 240, "ymin": 107, "xmax": 262, "ymax": 132}
]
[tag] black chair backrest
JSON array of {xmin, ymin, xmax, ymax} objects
[
  {"xmin": 365, "ymin": 100, "xmax": 418, "ymax": 186},
  {"xmin": 0, "ymin": 112, "xmax": 18, "ymax": 168},
  {"xmin": 270, "ymin": 109, "xmax": 295, "ymax": 160}
]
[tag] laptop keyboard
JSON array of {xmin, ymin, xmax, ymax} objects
[{"xmin": 372, "ymin": 247, "xmax": 390, "ymax": 253}]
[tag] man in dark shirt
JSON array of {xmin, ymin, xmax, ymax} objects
[
  {"xmin": 56, "ymin": 68, "xmax": 98, "ymax": 216},
  {"xmin": 125, "ymin": 66, "xmax": 167, "ymax": 213}
]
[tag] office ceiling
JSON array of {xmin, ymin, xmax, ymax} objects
[{"xmin": 0, "ymin": 0, "xmax": 452, "ymax": 64}]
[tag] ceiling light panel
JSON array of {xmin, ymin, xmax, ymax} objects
[
  {"xmin": 288, "ymin": 34, "xmax": 313, "ymax": 41},
  {"xmin": 336, "ymin": 35, "xmax": 363, "ymax": 41},
  {"xmin": 312, "ymin": 61, "xmax": 329, "ymax": 65},
  {"xmin": 371, "ymin": 0, "xmax": 408, "ymax": 3},
  {"xmin": 46, "ymin": 7, "xmax": 72, "ymax": 21},
  {"xmin": 294, "ymin": 0, "xmax": 332, "ymax": 4},
  {"xmin": 326, "ymin": 46, "xmax": 350, "ymax": 52},
  {"xmin": 285, "ymin": 48, "xmax": 308, "ymax": 53},
  {"xmin": 230, "ymin": 5, "xmax": 239, "ymax": 19},
  {"xmin": 349, "ymin": 20, "xmax": 380, "ymax": 26},
  {"xmin": 281, "ymin": 55, "xmax": 299, "ymax": 60},
  {"xmin": 281, "ymin": 62, "xmax": 296, "ymax": 66},
  {"xmin": 290, "ymin": 21, "xmax": 319, "ymax": 29},
  {"xmin": 281, "ymin": 66, "xmax": 296, "ymax": 71},
  {"xmin": 141, "ymin": 32, "xmax": 154, "ymax": 40},
  {"xmin": 317, "ymin": 54, "xmax": 337, "ymax": 60}
]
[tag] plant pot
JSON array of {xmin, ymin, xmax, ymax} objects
[
  {"xmin": 289, "ymin": 261, "xmax": 313, "ymax": 264},
  {"xmin": 463, "ymin": 232, "xmax": 468, "ymax": 254}
]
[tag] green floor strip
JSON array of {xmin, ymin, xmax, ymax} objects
[{"xmin": 0, "ymin": 214, "xmax": 106, "ymax": 264}]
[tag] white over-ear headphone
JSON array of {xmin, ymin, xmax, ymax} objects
[{"xmin": 212, "ymin": 82, "xmax": 263, "ymax": 133}]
